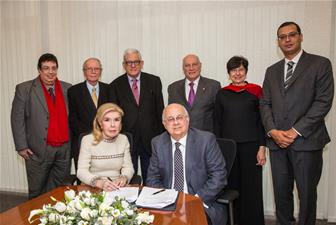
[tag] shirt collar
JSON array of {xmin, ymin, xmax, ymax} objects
[
  {"xmin": 285, "ymin": 49, "xmax": 303, "ymax": 65},
  {"xmin": 127, "ymin": 73, "xmax": 141, "ymax": 82},
  {"xmin": 185, "ymin": 76, "xmax": 200, "ymax": 86},
  {"xmin": 171, "ymin": 133, "xmax": 187, "ymax": 147}
]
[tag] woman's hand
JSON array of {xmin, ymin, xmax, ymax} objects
[
  {"xmin": 113, "ymin": 175, "xmax": 128, "ymax": 187},
  {"xmin": 256, "ymin": 146, "xmax": 266, "ymax": 166},
  {"xmin": 95, "ymin": 179, "xmax": 120, "ymax": 191}
]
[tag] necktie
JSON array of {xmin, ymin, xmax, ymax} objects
[
  {"xmin": 284, "ymin": 61, "xmax": 294, "ymax": 89},
  {"xmin": 132, "ymin": 79, "xmax": 139, "ymax": 105},
  {"xmin": 188, "ymin": 82, "xmax": 195, "ymax": 106},
  {"xmin": 48, "ymin": 87, "xmax": 55, "ymax": 103},
  {"xmin": 173, "ymin": 142, "xmax": 184, "ymax": 192},
  {"xmin": 91, "ymin": 87, "xmax": 98, "ymax": 107}
]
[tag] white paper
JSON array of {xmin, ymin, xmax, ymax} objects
[
  {"xmin": 104, "ymin": 187, "xmax": 139, "ymax": 203},
  {"xmin": 135, "ymin": 187, "xmax": 178, "ymax": 209}
]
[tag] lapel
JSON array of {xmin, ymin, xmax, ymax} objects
[
  {"xmin": 31, "ymin": 77, "xmax": 48, "ymax": 113},
  {"xmin": 275, "ymin": 60, "xmax": 286, "ymax": 96},
  {"xmin": 192, "ymin": 76, "xmax": 206, "ymax": 108},
  {"xmin": 286, "ymin": 51, "xmax": 309, "ymax": 90},
  {"xmin": 178, "ymin": 79, "xmax": 189, "ymax": 108},
  {"xmin": 80, "ymin": 81, "xmax": 96, "ymax": 115},
  {"xmin": 139, "ymin": 73, "xmax": 146, "ymax": 107},
  {"xmin": 162, "ymin": 133, "xmax": 173, "ymax": 188},
  {"xmin": 185, "ymin": 129, "xmax": 195, "ymax": 186},
  {"xmin": 122, "ymin": 73, "xmax": 138, "ymax": 106}
]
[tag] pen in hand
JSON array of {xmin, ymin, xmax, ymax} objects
[{"xmin": 152, "ymin": 189, "xmax": 165, "ymax": 195}]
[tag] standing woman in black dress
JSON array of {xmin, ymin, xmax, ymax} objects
[{"xmin": 214, "ymin": 56, "xmax": 266, "ymax": 225}]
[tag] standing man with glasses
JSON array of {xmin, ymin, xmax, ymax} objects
[
  {"xmin": 11, "ymin": 53, "xmax": 72, "ymax": 199},
  {"xmin": 68, "ymin": 58, "xmax": 110, "ymax": 171},
  {"xmin": 260, "ymin": 22, "xmax": 334, "ymax": 225},
  {"xmin": 147, "ymin": 103, "xmax": 227, "ymax": 225},
  {"xmin": 168, "ymin": 54, "xmax": 220, "ymax": 132},
  {"xmin": 109, "ymin": 48, "xmax": 164, "ymax": 184}
]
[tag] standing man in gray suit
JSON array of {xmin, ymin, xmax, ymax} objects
[
  {"xmin": 147, "ymin": 103, "xmax": 227, "ymax": 225},
  {"xmin": 260, "ymin": 22, "xmax": 334, "ymax": 225},
  {"xmin": 11, "ymin": 53, "xmax": 72, "ymax": 199},
  {"xmin": 168, "ymin": 54, "xmax": 221, "ymax": 132}
]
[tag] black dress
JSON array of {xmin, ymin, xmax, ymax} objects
[{"xmin": 214, "ymin": 83, "xmax": 265, "ymax": 225}]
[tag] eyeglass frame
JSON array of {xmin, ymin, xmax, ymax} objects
[
  {"xmin": 84, "ymin": 67, "xmax": 102, "ymax": 72},
  {"xmin": 124, "ymin": 60, "xmax": 142, "ymax": 67},
  {"xmin": 164, "ymin": 114, "xmax": 189, "ymax": 125},
  {"xmin": 277, "ymin": 31, "xmax": 300, "ymax": 41}
]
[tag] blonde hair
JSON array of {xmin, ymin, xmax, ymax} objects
[{"xmin": 92, "ymin": 103, "xmax": 124, "ymax": 145}]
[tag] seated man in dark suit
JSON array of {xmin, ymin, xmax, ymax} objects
[{"xmin": 147, "ymin": 103, "xmax": 228, "ymax": 225}]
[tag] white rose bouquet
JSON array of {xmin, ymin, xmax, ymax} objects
[{"xmin": 28, "ymin": 189, "xmax": 154, "ymax": 225}]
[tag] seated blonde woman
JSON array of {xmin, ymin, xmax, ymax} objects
[{"xmin": 77, "ymin": 103, "xmax": 134, "ymax": 191}]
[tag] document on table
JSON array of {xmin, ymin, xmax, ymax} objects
[
  {"xmin": 104, "ymin": 187, "xmax": 139, "ymax": 203},
  {"xmin": 135, "ymin": 187, "xmax": 178, "ymax": 209}
]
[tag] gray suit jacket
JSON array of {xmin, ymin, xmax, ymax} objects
[
  {"xmin": 168, "ymin": 76, "xmax": 221, "ymax": 132},
  {"xmin": 260, "ymin": 51, "xmax": 334, "ymax": 150},
  {"xmin": 147, "ymin": 128, "xmax": 227, "ymax": 225},
  {"xmin": 11, "ymin": 77, "xmax": 72, "ymax": 162}
]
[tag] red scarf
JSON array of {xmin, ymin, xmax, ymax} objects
[
  {"xmin": 223, "ymin": 82, "xmax": 262, "ymax": 99},
  {"xmin": 41, "ymin": 78, "xmax": 69, "ymax": 146}
]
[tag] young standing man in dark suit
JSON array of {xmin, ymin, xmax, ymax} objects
[
  {"xmin": 260, "ymin": 22, "xmax": 334, "ymax": 225},
  {"xmin": 11, "ymin": 53, "xmax": 72, "ymax": 199},
  {"xmin": 109, "ymin": 49, "xmax": 164, "ymax": 184},
  {"xmin": 68, "ymin": 58, "xmax": 110, "ymax": 170}
]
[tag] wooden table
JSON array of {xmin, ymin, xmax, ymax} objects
[{"xmin": 0, "ymin": 185, "xmax": 208, "ymax": 225}]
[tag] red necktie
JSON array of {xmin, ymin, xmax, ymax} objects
[{"xmin": 132, "ymin": 79, "xmax": 139, "ymax": 105}]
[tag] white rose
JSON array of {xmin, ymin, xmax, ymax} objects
[
  {"xmin": 78, "ymin": 220, "xmax": 89, "ymax": 225},
  {"xmin": 55, "ymin": 202, "xmax": 67, "ymax": 213},
  {"xmin": 83, "ymin": 197, "xmax": 91, "ymax": 205},
  {"xmin": 64, "ymin": 189, "xmax": 76, "ymax": 202},
  {"xmin": 59, "ymin": 215, "xmax": 67, "ymax": 224},
  {"xmin": 125, "ymin": 208, "xmax": 134, "ymax": 216},
  {"xmin": 48, "ymin": 213, "xmax": 59, "ymax": 223},
  {"xmin": 136, "ymin": 212, "xmax": 154, "ymax": 224},
  {"xmin": 80, "ymin": 207, "xmax": 92, "ymax": 221},
  {"xmin": 121, "ymin": 200, "xmax": 129, "ymax": 209},
  {"xmin": 112, "ymin": 209, "xmax": 120, "ymax": 217},
  {"xmin": 98, "ymin": 216, "xmax": 113, "ymax": 225},
  {"xmin": 75, "ymin": 200, "xmax": 84, "ymax": 210},
  {"xmin": 90, "ymin": 209, "xmax": 98, "ymax": 218}
]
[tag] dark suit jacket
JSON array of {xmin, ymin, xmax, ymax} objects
[
  {"xmin": 109, "ymin": 72, "xmax": 164, "ymax": 152},
  {"xmin": 168, "ymin": 76, "xmax": 221, "ymax": 132},
  {"xmin": 11, "ymin": 77, "xmax": 71, "ymax": 162},
  {"xmin": 260, "ymin": 51, "xmax": 334, "ymax": 150},
  {"xmin": 147, "ymin": 128, "xmax": 227, "ymax": 225},
  {"xmin": 67, "ymin": 81, "xmax": 110, "ymax": 159}
]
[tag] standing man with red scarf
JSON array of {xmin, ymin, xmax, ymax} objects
[{"xmin": 11, "ymin": 53, "xmax": 72, "ymax": 199}]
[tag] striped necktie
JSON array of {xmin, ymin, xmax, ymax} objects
[
  {"xmin": 284, "ymin": 61, "xmax": 294, "ymax": 89},
  {"xmin": 173, "ymin": 142, "xmax": 184, "ymax": 192},
  {"xmin": 91, "ymin": 87, "xmax": 98, "ymax": 107}
]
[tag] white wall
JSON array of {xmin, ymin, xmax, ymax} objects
[{"xmin": 1, "ymin": 0, "xmax": 335, "ymax": 221}]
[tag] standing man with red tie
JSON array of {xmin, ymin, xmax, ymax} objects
[
  {"xmin": 168, "ymin": 54, "xmax": 221, "ymax": 133},
  {"xmin": 68, "ymin": 58, "xmax": 110, "ymax": 171},
  {"xmin": 109, "ymin": 49, "xmax": 164, "ymax": 184}
]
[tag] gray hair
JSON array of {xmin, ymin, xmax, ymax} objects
[
  {"xmin": 123, "ymin": 48, "xmax": 142, "ymax": 61},
  {"xmin": 82, "ymin": 57, "xmax": 102, "ymax": 70}
]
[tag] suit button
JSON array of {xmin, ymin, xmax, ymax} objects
[
  {"xmin": 43, "ymin": 138, "xmax": 46, "ymax": 141},
  {"xmin": 45, "ymin": 127, "xmax": 48, "ymax": 130}
]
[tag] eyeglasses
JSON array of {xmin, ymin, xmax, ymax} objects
[
  {"xmin": 165, "ymin": 114, "xmax": 187, "ymax": 124},
  {"xmin": 41, "ymin": 66, "xmax": 58, "ymax": 72},
  {"xmin": 278, "ymin": 32, "xmax": 300, "ymax": 41},
  {"xmin": 124, "ymin": 60, "xmax": 141, "ymax": 66},
  {"xmin": 84, "ymin": 67, "xmax": 102, "ymax": 72},
  {"xmin": 230, "ymin": 67, "xmax": 246, "ymax": 74}
]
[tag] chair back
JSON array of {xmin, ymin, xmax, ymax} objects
[{"xmin": 216, "ymin": 138, "xmax": 237, "ymax": 176}]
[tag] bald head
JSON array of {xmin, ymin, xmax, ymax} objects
[
  {"xmin": 182, "ymin": 54, "xmax": 202, "ymax": 81},
  {"xmin": 162, "ymin": 103, "xmax": 189, "ymax": 141}
]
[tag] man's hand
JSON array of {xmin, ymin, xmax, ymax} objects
[
  {"xmin": 256, "ymin": 146, "xmax": 266, "ymax": 166},
  {"xmin": 284, "ymin": 128, "xmax": 299, "ymax": 140},
  {"xmin": 269, "ymin": 129, "xmax": 295, "ymax": 148},
  {"xmin": 18, "ymin": 148, "xmax": 34, "ymax": 160}
]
